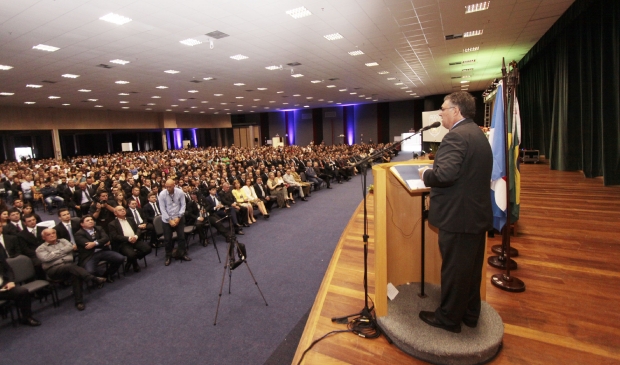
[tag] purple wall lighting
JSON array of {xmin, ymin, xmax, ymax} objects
[
  {"xmin": 174, "ymin": 129, "xmax": 183, "ymax": 149},
  {"xmin": 344, "ymin": 106, "xmax": 355, "ymax": 145},
  {"xmin": 285, "ymin": 111, "xmax": 295, "ymax": 145},
  {"xmin": 192, "ymin": 129, "xmax": 198, "ymax": 147}
]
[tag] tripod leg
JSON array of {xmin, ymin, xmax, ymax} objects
[
  {"xmin": 207, "ymin": 223, "xmax": 221, "ymax": 263},
  {"xmin": 213, "ymin": 241, "xmax": 232, "ymax": 326},
  {"xmin": 242, "ymin": 261, "xmax": 268, "ymax": 306}
]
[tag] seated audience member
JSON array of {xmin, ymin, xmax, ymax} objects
[
  {"xmin": 253, "ymin": 177, "xmax": 275, "ymax": 212},
  {"xmin": 21, "ymin": 204, "xmax": 42, "ymax": 224},
  {"xmin": 73, "ymin": 182, "xmax": 94, "ymax": 217},
  {"xmin": 89, "ymin": 191, "xmax": 115, "ymax": 233},
  {"xmin": 64, "ymin": 180, "xmax": 80, "ymax": 216},
  {"xmin": 40, "ymin": 179, "xmax": 65, "ymax": 211},
  {"xmin": 186, "ymin": 191, "xmax": 233, "ymax": 244},
  {"xmin": 16, "ymin": 214, "xmax": 45, "ymax": 273},
  {"xmin": 0, "ymin": 209, "xmax": 9, "ymax": 227},
  {"xmin": 11, "ymin": 198, "xmax": 25, "ymax": 216},
  {"xmin": 142, "ymin": 192, "xmax": 161, "ymax": 247},
  {"xmin": 75, "ymin": 215, "xmax": 124, "ymax": 282},
  {"xmin": 290, "ymin": 168, "xmax": 312, "ymax": 197},
  {"xmin": 241, "ymin": 179, "xmax": 270, "ymax": 218},
  {"xmin": 282, "ymin": 168, "xmax": 307, "ymax": 202},
  {"xmin": 266, "ymin": 172, "xmax": 289, "ymax": 208},
  {"xmin": 305, "ymin": 162, "xmax": 324, "ymax": 191},
  {"xmin": 3, "ymin": 208, "xmax": 25, "ymax": 236},
  {"xmin": 205, "ymin": 186, "xmax": 244, "ymax": 236},
  {"xmin": 219, "ymin": 182, "xmax": 249, "ymax": 227},
  {"xmin": 54, "ymin": 208, "xmax": 80, "ymax": 244},
  {"xmin": 36, "ymin": 228, "xmax": 106, "ymax": 311},
  {"xmin": 0, "ymin": 224, "xmax": 26, "ymax": 258},
  {"xmin": 0, "ymin": 243, "xmax": 41, "ymax": 326},
  {"xmin": 108, "ymin": 206, "xmax": 151, "ymax": 273},
  {"xmin": 313, "ymin": 161, "xmax": 333, "ymax": 189},
  {"xmin": 232, "ymin": 180, "xmax": 256, "ymax": 224}
]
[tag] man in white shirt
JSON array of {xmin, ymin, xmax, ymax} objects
[{"xmin": 108, "ymin": 205, "xmax": 152, "ymax": 273}]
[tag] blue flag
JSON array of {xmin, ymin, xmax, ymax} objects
[{"xmin": 489, "ymin": 81, "xmax": 507, "ymax": 232}]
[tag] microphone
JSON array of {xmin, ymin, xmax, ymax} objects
[{"xmin": 420, "ymin": 121, "xmax": 441, "ymax": 132}]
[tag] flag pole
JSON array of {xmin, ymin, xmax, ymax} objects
[{"xmin": 491, "ymin": 58, "xmax": 525, "ymax": 292}]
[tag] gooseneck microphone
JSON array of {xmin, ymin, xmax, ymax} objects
[{"xmin": 420, "ymin": 121, "xmax": 441, "ymax": 132}]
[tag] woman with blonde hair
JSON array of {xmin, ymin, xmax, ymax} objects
[
  {"xmin": 241, "ymin": 178, "xmax": 269, "ymax": 219},
  {"xmin": 232, "ymin": 180, "xmax": 256, "ymax": 224}
]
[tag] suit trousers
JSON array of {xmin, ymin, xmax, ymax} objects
[
  {"xmin": 46, "ymin": 263, "xmax": 94, "ymax": 304},
  {"xmin": 435, "ymin": 229, "xmax": 486, "ymax": 327},
  {"xmin": 0, "ymin": 285, "xmax": 32, "ymax": 318},
  {"xmin": 84, "ymin": 250, "xmax": 125, "ymax": 277},
  {"xmin": 118, "ymin": 241, "xmax": 152, "ymax": 264},
  {"xmin": 162, "ymin": 219, "xmax": 186, "ymax": 257}
]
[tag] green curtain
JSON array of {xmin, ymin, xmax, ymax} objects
[{"xmin": 518, "ymin": 0, "xmax": 620, "ymax": 185}]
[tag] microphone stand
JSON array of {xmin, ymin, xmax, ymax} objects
[{"xmin": 330, "ymin": 130, "xmax": 429, "ymax": 338}]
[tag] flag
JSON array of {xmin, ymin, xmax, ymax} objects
[
  {"xmin": 488, "ymin": 81, "xmax": 507, "ymax": 232},
  {"xmin": 508, "ymin": 89, "xmax": 521, "ymax": 223}
]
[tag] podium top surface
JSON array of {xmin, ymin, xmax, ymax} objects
[{"xmin": 373, "ymin": 159, "xmax": 433, "ymax": 193}]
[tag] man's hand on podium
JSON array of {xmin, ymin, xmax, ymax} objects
[{"xmin": 418, "ymin": 166, "xmax": 431, "ymax": 180}]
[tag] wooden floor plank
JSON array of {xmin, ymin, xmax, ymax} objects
[{"xmin": 293, "ymin": 162, "xmax": 620, "ymax": 364}]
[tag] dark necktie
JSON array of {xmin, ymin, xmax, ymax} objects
[
  {"xmin": 15, "ymin": 222, "xmax": 22, "ymax": 232},
  {"xmin": 152, "ymin": 203, "xmax": 160, "ymax": 216},
  {"xmin": 133, "ymin": 209, "xmax": 141, "ymax": 224}
]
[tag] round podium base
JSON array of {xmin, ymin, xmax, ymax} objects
[
  {"xmin": 377, "ymin": 283, "xmax": 503, "ymax": 365},
  {"xmin": 488, "ymin": 256, "xmax": 517, "ymax": 270},
  {"xmin": 491, "ymin": 245, "xmax": 519, "ymax": 257}
]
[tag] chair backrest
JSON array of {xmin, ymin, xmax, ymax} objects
[
  {"xmin": 153, "ymin": 215, "xmax": 163, "ymax": 235},
  {"xmin": 6, "ymin": 255, "xmax": 36, "ymax": 283},
  {"xmin": 299, "ymin": 172, "xmax": 307, "ymax": 182},
  {"xmin": 71, "ymin": 217, "xmax": 81, "ymax": 227}
]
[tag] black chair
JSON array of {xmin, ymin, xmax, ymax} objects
[
  {"xmin": 153, "ymin": 216, "xmax": 176, "ymax": 257},
  {"xmin": 0, "ymin": 300, "xmax": 17, "ymax": 327},
  {"xmin": 6, "ymin": 255, "xmax": 59, "ymax": 308}
]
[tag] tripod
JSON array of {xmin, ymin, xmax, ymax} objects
[{"xmin": 213, "ymin": 211, "xmax": 268, "ymax": 325}]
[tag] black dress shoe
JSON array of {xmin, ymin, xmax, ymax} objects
[
  {"xmin": 106, "ymin": 276, "xmax": 115, "ymax": 283},
  {"xmin": 124, "ymin": 261, "xmax": 132, "ymax": 273},
  {"xmin": 242, "ymin": 223, "xmax": 250, "ymax": 227},
  {"xmin": 133, "ymin": 263, "xmax": 141, "ymax": 273},
  {"xmin": 235, "ymin": 230, "xmax": 245, "ymax": 235},
  {"xmin": 419, "ymin": 311, "xmax": 461, "ymax": 333},
  {"xmin": 301, "ymin": 197, "xmax": 308, "ymax": 201},
  {"xmin": 75, "ymin": 303, "xmax": 86, "ymax": 311},
  {"xmin": 20, "ymin": 317, "xmax": 41, "ymax": 326},
  {"xmin": 180, "ymin": 255, "xmax": 192, "ymax": 261},
  {"xmin": 165, "ymin": 257, "xmax": 172, "ymax": 266},
  {"xmin": 264, "ymin": 214, "xmax": 270, "ymax": 219}
]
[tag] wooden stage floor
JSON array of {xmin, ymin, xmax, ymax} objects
[{"xmin": 293, "ymin": 162, "xmax": 620, "ymax": 365}]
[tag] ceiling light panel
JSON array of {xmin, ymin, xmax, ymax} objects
[
  {"xmin": 311, "ymin": 80, "xmax": 321, "ymax": 83},
  {"xmin": 78, "ymin": 89, "xmax": 91, "ymax": 92},
  {"xmin": 180, "ymin": 38, "xmax": 202, "ymax": 46},
  {"xmin": 291, "ymin": 74, "xmax": 304, "ymax": 78},
  {"xmin": 156, "ymin": 86, "xmax": 168, "ymax": 89},
  {"xmin": 115, "ymin": 80, "xmax": 129, "ymax": 84},
  {"xmin": 230, "ymin": 54, "xmax": 248, "ymax": 60},
  {"xmin": 62, "ymin": 74, "xmax": 80, "ymax": 78},
  {"xmin": 188, "ymin": 90, "xmax": 198, "ymax": 93},
  {"xmin": 378, "ymin": 71, "xmax": 389, "ymax": 74},
  {"xmin": 32, "ymin": 44, "xmax": 59, "ymax": 52},
  {"xmin": 100, "ymin": 13, "xmax": 132, "ymax": 25},
  {"xmin": 257, "ymin": 87, "xmax": 267, "ymax": 90},
  {"xmin": 365, "ymin": 62, "xmax": 379, "ymax": 67},
  {"xmin": 48, "ymin": 96, "xmax": 60, "ymax": 99},
  {"xmin": 234, "ymin": 83, "xmax": 245, "ymax": 86},
  {"xmin": 265, "ymin": 65, "xmax": 280, "ymax": 70},
  {"xmin": 324, "ymin": 33, "xmax": 344, "ymax": 41},
  {"xmin": 164, "ymin": 70, "xmax": 180, "ymax": 74},
  {"xmin": 26, "ymin": 84, "xmax": 42, "ymax": 88},
  {"xmin": 0, "ymin": 92, "xmax": 15, "ymax": 96},
  {"xmin": 0, "ymin": 65, "xmax": 13, "ymax": 70},
  {"xmin": 110, "ymin": 59, "xmax": 130, "ymax": 65},
  {"xmin": 465, "ymin": 2, "xmax": 490, "ymax": 14},
  {"xmin": 286, "ymin": 6, "xmax": 312, "ymax": 19},
  {"xmin": 464, "ymin": 30, "xmax": 483, "ymax": 37},
  {"xmin": 348, "ymin": 50, "xmax": 364, "ymax": 56}
]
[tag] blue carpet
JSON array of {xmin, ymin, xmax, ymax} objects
[{"xmin": 1, "ymin": 154, "xmax": 411, "ymax": 365}]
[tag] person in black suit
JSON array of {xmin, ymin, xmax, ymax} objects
[
  {"xmin": 218, "ymin": 183, "xmax": 248, "ymax": 227},
  {"xmin": 108, "ymin": 206, "xmax": 152, "ymax": 273},
  {"xmin": 186, "ymin": 191, "xmax": 232, "ymax": 245},
  {"xmin": 418, "ymin": 91, "xmax": 493, "ymax": 333},
  {"xmin": 54, "ymin": 208, "xmax": 80, "ymax": 244},
  {"xmin": 0, "ymin": 236, "xmax": 41, "ymax": 326},
  {"xmin": 0, "ymin": 224, "xmax": 27, "ymax": 257},
  {"xmin": 205, "ymin": 186, "xmax": 244, "ymax": 236},
  {"xmin": 3, "ymin": 208, "xmax": 25, "ymax": 236},
  {"xmin": 74, "ymin": 215, "xmax": 124, "ymax": 282},
  {"xmin": 73, "ymin": 182, "xmax": 95, "ymax": 217},
  {"xmin": 64, "ymin": 180, "xmax": 79, "ymax": 216}
]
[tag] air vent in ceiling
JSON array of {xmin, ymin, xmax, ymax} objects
[
  {"xmin": 190, "ymin": 80, "xmax": 202, "ymax": 83},
  {"xmin": 354, "ymin": 87, "xmax": 363, "ymax": 90},
  {"xmin": 445, "ymin": 34, "xmax": 463, "ymax": 40},
  {"xmin": 97, "ymin": 64, "xmax": 113, "ymax": 69},
  {"xmin": 449, "ymin": 61, "xmax": 462, "ymax": 65},
  {"xmin": 129, "ymin": 91, "xmax": 139, "ymax": 94},
  {"xmin": 245, "ymin": 90, "xmax": 253, "ymax": 92},
  {"xmin": 328, "ymin": 78, "xmax": 339, "ymax": 81},
  {"xmin": 281, "ymin": 95, "xmax": 288, "ymax": 98},
  {"xmin": 451, "ymin": 76, "xmax": 462, "ymax": 79},
  {"xmin": 42, "ymin": 80, "xmax": 57, "ymax": 84},
  {"xmin": 206, "ymin": 30, "xmax": 229, "ymax": 39},
  {"xmin": 287, "ymin": 62, "xmax": 301, "ymax": 66},
  {"xmin": 188, "ymin": 97, "xmax": 196, "ymax": 100}
]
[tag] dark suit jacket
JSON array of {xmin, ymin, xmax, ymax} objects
[
  {"xmin": 74, "ymin": 226, "xmax": 111, "ymax": 267},
  {"xmin": 253, "ymin": 183, "xmax": 271, "ymax": 200},
  {"xmin": 1, "ymin": 233, "xmax": 25, "ymax": 258},
  {"xmin": 422, "ymin": 119, "xmax": 493, "ymax": 234},
  {"xmin": 142, "ymin": 202, "xmax": 160, "ymax": 224},
  {"xmin": 72, "ymin": 189, "xmax": 93, "ymax": 206},
  {"xmin": 16, "ymin": 227, "xmax": 45, "ymax": 256},
  {"xmin": 107, "ymin": 218, "xmax": 141, "ymax": 251},
  {"xmin": 0, "ymin": 245, "xmax": 15, "ymax": 283},
  {"xmin": 2, "ymin": 221, "xmax": 24, "ymax": 236},
  {"xmin": 127, "ymin": 207, "xmax": 147, "ymax": 226},
  {"xmin": 185, "ymin": 200, "xmax": 200, "ymax": 225},
  {"xmin": 54, "ymin": 220, "xmax": 81, "ymax": 242}
]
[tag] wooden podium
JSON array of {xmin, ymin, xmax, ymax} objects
[{"xmin": 372, "ymin": 160, "xmax": 487, "ymax": 317}]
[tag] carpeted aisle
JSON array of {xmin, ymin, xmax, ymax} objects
[{"xmin": 0, "ymin": 153, "xmax": 411, "ymax": 365}]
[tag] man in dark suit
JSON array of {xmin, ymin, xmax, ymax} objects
[
  {"xmin": 64, "ymin": 180, "xmax": 79, "ymax": 216},
  {"xmin": 3, "ymin": 208, "xmax": 25, "ymax": 236},
  {"xmin": 108, "ymin": 206, "xmax": 151, "ymax": 273},
  {"xmin": 205, "ymin": 186, "xmax": 244, "ymax": 236},
  {"xmin": 0, "ymin": 224, "xmax": 26, "ymax": 258},
  {"xmin": 73, "ymin": 182, "xmax": 94, "ymax": 217},
  {"xmin": 186, "ymin": 191, "xmax": 232, "ymax": 245},
  {"xmin": 253, "ymin": 177, "xmax": 275, "ymax": 211},
  {"xmin": 418, "ymin": 91, "xmax": 493, "ymax": 333},
  {"xmin": 54, "ymin": 208, "xmax": 80, "ymax": 244},
  {"xmin": 74, "ymin": 215, "xmax": 124, "ymax": 282},
  {"xmin": 0, "ymin": 236, "xmax": 41, "ymax": 326}
]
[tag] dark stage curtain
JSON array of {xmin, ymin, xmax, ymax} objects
[{"xmin": 518, "ymin": 0, "xmax": 620, "ymax": 185}]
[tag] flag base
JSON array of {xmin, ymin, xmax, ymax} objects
[
  {"xmin": 487, "ymin": 256, "xmax": 517, "ymax": 270},
  {"xmin": 491, "ymin": 273, "xmax": 525, "ymax": 292},
  {"xmin": 491, "ymin": 245, "xmax": 519, "ymax": 257}
]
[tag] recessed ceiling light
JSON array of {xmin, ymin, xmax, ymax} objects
[
  {"xmin": 62, "ymin": 74, "xmax": 80, "ymax": 78},
  {"xmin": 230, "ymin": 54, "xmax": 248, "ymax": 60},
  {"xmin": 214, "ymin": 94, "xmax": 223, "ymax": 96},
  {"xmin": 291, "ymin": 74, "xmax": 304, "ymax": 78},
  {"xmin": 100, "ymin": 13, "xmax": 132, "ymax": 25},
  {"xmin": 146, "ymin": 108, "xmax": 152, "ymax": 110},
  {"xmin": 465, "ymin": 2, "xmax": 490, "ymax": 13},
  {"xmin": 237, "ymin": 105, "xmax": 243, "ymax": 107},
  {"xmin": 209, "ymin": 107, "xmax": 214, "ymax": 110},
  {"xmin": 265, "ymin": 65, "xmax": 280, "ymax": 70},
  {"xmin": 366, "ymin": 97, "xmax": 372, "ymax": 99},
  {"xmin": 234, "ymin": 83, "xmax": 245, "ymax": 86},
  {"xmin": 395, "ymin": 82, "xmax": 403, "ymax": 85},
  {"xmin": 464, "ymin": 30, "xmax": 483, "ymax": 37},
  {"xmin": 122, "ymin": 107, "xmax": 129, "ymax": 109},
  {"xmin": 306, "ymin": 97, "xmax": 313, "ymax": 99},
  {"xmin": 180, "ymin": 38, "xmax": 202, "ymax": 46},
  {"xmin": 200, "ymin": 111, "xmax": 205, "ymax": 113},
  {"xmin": 203, "ymin": 77, "xmax": 214, "ymax": 81},
  {"xmin": 324, "ymin": 33, "xmax": 344, "ymax": 41},
  {"xmin": 0, "ymin": 65, "xmax": 13, "ymax": 70},
  {"xmin": 462, "ymin": 68, "xmax": 474, "ymax": 72},
  {"xmin": 387, "ymin": 77, "xmax": 396, "ymax": 80},
  {"xmin": 188, "ymin": 90, "xmax": 198, "ymax": 93},
  {"xmin": 201, "ymin": 101, "xmax": 208, "ymax": 103},
  {"xmin": 378, "ymin": 71, "xmax": 389, "ymax": 75},
  {"xmin": 120, "ymin": 101, "xmax": 129, "ymax": 104},
  {"xmin": 463, "ymin": 47, "xmax": 479, "ymax": 53},
  {"xmin": 179, "ymin": 99, "xmax": 187, "ymax": 101},
  {"xmin": 311, "ymin": 80, "xmax": 321, "ymax": 83},
  {"xmin": 236, "ymin": 96, "xmax": 244, "ymax": 99},
  {"xmin": 339, "ymin": 89, "xmax": 347, "ymax": 92},
  {"xmin": 171, "ymin": 105, "xmax": 178, "ymax": 107},
  {"xmin": 327, "ymin": 101, "xmax": 333, "ymax": 103},
  {"xmin": 62, "ymin": 103, "xmax": 70, "ymax": 106},
  {"xmin": 304, "ymin": 105, "xmax": 310, "ymax": 108},
  {"xmin": 286, "ymin": 6, "xmax": 312, "ymax": 19},
  {"xmin": 253, "ymin": 99, "xmax": 260, "ymax": 101},
  {"xmin": 88, "ymin": 99, "xmax": 98, "ymax": 101},
  {"xmin": 269, "ymin": 101, "xmax": 276, "ymax": 103},
  {"xmin": 359, "ymin": 95, "xmax": 365, "ymax": 97},
  {"xmin": 24, "ymin": 101, "xmax": 36, "ymax": 104},
  {"xmin": 48, "ymin": 96, "xmax": 60, "ymax": 99},
  {"xmin": 78, "ymin": 89, "xmax": 91, "ymax": 92},
  {"xmin": 26, "ymin": 84, "xmax": 42, "ymax": 88},
  {"xmin": 166, "ymin": 109, "xmax": 172, "ymax": 111},
  {"xmin": 147, "ymin": 103, "xmax": 155, "ymax": 106},
  {"xmin": 293, "ymin": 94, "xmax": 301, "ymax": 97},
  {"xmin": 221, "ymin": 103, "xmax": 227, "ymax": 105},
  {"xmin": 400, "ymin": 86, "xmax": 408, "ymax": 89},
  {"xmin": 152, "ymin": 96, "xmax": 161, "ymax": 98},
  {"xmin": 282, "ymin": 103, "xmax": 288, "ymax": 105},
  {"xmin": 277, "ymin": 91, "xmax": 284, "ymax": 93},
  {"xmin": 110, "ymin": 59, "xmax": 130, "ymax": 65},
  {"xmin": 191, "ymin": 106, "xmax": 197, "ymax": 109},
  {"xmin": 365, "ymin": 62, "xmax": 379, "ymax": 67},
  {"xmin": 164, "ymin": 70, "xmax": 180, "ymax": 74},
  {"xmin": 461, "ymin": 75, "xmax": 471, "ymax": 78},
  {"xmin": 32, "ymin": 44, "xmax": 59, "ymax": 52},
  {"xmin": 350, "ymin": 92, "xmax": 357, "ymax": 95},
  {"xmin": 460, "ymin": 80, "xmax": 470, "ymax": 83},
  {"xmin": 184, "ymin": 110, "xmax": 190, "ymax": 113},
  {"xmin": 406, "ymin": 90, "xmax": 413, "ymax": 93},
  {"xmin": 95, "ymin": 105, "xmax": 103, "ymax": 107},
  {"xmin": 348, "ymin": 50, "xmax": 364, "ymax": 56},
  {"xmin": 118, "ymin": 93, "xmax": 129, "ymax": 96},
  {"xmin": 257, "ymin": 88, "xmax": 268, "ymax": 91},
  {"xmin": 116, "ymin": 80, "xmax": 130, "ymax": 84},
  {"xmin": 155, "ymin": 86, "xmax": 168, "ymax": 90}
]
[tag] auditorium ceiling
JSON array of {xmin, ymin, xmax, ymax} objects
[{"xmin": 0, "ymin": 0, "xmax": 574, "ymax": 115}]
